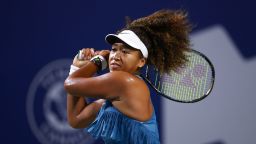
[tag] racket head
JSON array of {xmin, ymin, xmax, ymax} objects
[{"xmin": 143, "ymin": 50, "xmax": 215, "ymax": 103}]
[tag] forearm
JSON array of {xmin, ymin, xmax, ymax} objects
[
  {"xmin": 69, "ymin": 62, "xmax": 98, "ymax": 79},
  {"xmin": 66, "ymin": 63, "xmax": 92, "ymax": 128},
  {"xmin": 65, "ymin": 49, "xmax": 107, "ymax": 128},
  {"xmin": 64, "ymin": 62, "xmax": 99, "ymax": 96},
  {"xmin": 66, "ymin": 63, "xmax": 104, "ymax": 128},
  {"xmin": 74, "ymin": 99, "xmax": 105, "ymax": 128},
  {"xmin": 67, "ymin": 93, "xmax": 104, "ymax": 128},
  {"xmin": 67, "ymin": 93, "xmax": 88, "ymax": 127}
]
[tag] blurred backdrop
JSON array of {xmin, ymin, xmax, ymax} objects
[{"xmin": 2, "ymin": 0, "xmax": 256, "ymax": 144}]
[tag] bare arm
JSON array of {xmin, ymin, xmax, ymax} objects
[
  {"xmin": 65, "ymin": 48, "xmax": 127, "ymax": 128},
  {"xmin": 67, "ymin": 93, "xmax": 104, "ymax": 128},
  {"xmin": 65, "ymin": 66, "xmax": 127, "ymax": 100},
  {"xmin": 65, "ymin": 48, "xmax": 106, "ymax": 128},
  {"xmin": 65, "ymin": 47, "xmax": 150, "ymax": 128}
]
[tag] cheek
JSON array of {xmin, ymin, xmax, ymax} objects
[
  {"xmin": 108, "ymin": 53, "xmax": 114, "ymax": 62},
  {"xmin": 109, "ymin": 53, "xmax": 113, "ymax": 59},
  {"xmin": 125, "ymin": 57, "xmax": 140, "ymax": 68}
]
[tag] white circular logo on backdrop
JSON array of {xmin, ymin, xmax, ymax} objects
[{"xmin": 26, "ymin": 59, "xmax": 95, "ymax": 144}]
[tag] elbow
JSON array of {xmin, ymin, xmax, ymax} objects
[
  {"xmin": 68, "ymin": 121, "xmax": 81, "ymax": 129},
  {"xmin": 64, "ymin": 78, "xmax": 74, "ymax": 93},
  {"xmin": 67, "ymin": 117, "xmax": 82, "ymax": 129},
  {"xmin": 67, "ymin": 117, "xmax": 90, "ymax": 129}
]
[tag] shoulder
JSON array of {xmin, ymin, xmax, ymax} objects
[
  {"xmin": 99, "ymin": 71, "xmax": 146, "ymax": 87},
  {"xmin": 102, "ymin": 72, "xmax": 152, "ymax": 121},
  {"xmin": 99, "ymin": 71, "xmax": 149, "ymax": 98},
  {"xmin": 96, "ymin": 71, "xmax": 150, "ymax": 100}
]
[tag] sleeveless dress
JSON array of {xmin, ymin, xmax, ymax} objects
[{"xmin": 85, "ymin": 100, "xmax": 160, "ymax": 144}]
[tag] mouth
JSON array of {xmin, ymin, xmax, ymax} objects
[{"xmin": 110, "ymin": 62, "xmax": 121, "ymax": 69}]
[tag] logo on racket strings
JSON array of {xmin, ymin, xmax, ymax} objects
[{"xmin": 161, "ymin": 64, "xmax": 207, "ymax": 88}]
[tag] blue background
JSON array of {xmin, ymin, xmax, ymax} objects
[{"xmin": 2, "ymin": 0, "xmax": 256, "ymax": 143}]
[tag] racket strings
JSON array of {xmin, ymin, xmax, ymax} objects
[
  {"xmin": 159, "ymin": 52, "xmax": 213, "ymax": 101},
  {"xmin": 142, "ymin": 50, "xmax": 214, "ymax": 103}
]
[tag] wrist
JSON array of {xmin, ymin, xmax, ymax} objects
[{"xmin": 90, "ymin": 55, "xmax": 107, "ymax": 71}]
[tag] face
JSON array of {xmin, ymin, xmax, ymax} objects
[{"xmin": 109, "ymin": 42, "xmax": 146, "ymax": 73}]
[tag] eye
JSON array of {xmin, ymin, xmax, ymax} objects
[
  {"xmin": 111, "ymin": 47, "xmax": 117, "ymax": 52},
  {"xmin": 122, "ymin": 49, "xmax": 130, "ymax": 54}
]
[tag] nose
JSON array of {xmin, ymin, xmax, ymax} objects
[{"xmin": 112, "ymin": 51, "xmax": 121, "ymax": 61}]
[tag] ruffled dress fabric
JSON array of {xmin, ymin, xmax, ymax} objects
[{"xmin": 85, "ymin": 101, "xmax": 160, "ymax": 144}]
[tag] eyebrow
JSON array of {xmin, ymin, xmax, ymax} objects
[
  {"xmin": 115, "ymin": 42, "xmax": 139, "ymax": 51},
  {"xmin": 112, "ymin": 43, "xmax": 130, "ymax": 49}
]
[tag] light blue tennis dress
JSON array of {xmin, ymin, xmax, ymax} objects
[{"xmin": 85, "ymin": 100, "xmax": 160, "ymax": 144}]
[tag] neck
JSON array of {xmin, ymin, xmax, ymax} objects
[{"xmin": 132, "ymin": 70, "xmax": 139, "ymax": 75}]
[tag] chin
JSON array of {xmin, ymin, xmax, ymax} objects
[
  {"xmin": 109, "ymin": 69, "xmax": 122, "ymax": 72},
  {"xmin": 109, "ymin": 66, "xmax": 122, "ymax": 72}
]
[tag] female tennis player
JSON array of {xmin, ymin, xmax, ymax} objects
[{"xmin": 64, "ymin": 9, "xmax": 191, "ymax": 144}]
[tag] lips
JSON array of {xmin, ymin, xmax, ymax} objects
[{"xmin": 110, "ymin": 62, "xmax": 121, "ymax": 69}]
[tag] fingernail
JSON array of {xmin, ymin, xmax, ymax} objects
[{"xmin": 78, "ymin": 50, "xmax": 84, "ymax": 59}]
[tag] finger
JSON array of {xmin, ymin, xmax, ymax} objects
[
  {"xmin": 77, "ymin": 50, "xmax": 84, "ymax": 60},
  {"xmin": 100, "ymin": 50, "xmax": 110, "ymax": 60},
  {"xmin": 90, "ymin": 48, "xmax": 95, "ymax": 54},
  {"xmin": 89, "ymin": 48, "xmax": 95, "ymax": 59},
  {"xmin": 83, "ymin": 48, "xmax": 91, "ymax": 60},
  {"xmin": 94, "ymin": 50, "xmax": 100, "ymax": 56}
]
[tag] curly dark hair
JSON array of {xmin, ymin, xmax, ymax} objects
[{"xmin": 119, "ymin": 9, "xmax": 192, "ymax": 73}]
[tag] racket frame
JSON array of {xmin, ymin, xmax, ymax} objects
[{"xmin": 140, "ymin": 49, "xmax": 215, "ymax": 103}]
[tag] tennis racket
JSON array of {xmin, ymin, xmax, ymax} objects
[{"xmin": 140, "ymin": 49, "xmax": 215, "ymax": 103}]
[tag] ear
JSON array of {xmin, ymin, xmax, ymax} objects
[{"xmin": 137, "ymin": 58, "xmax": 146, "ymax": 68}]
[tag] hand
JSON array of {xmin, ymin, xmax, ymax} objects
[
  {"xmin": 95, "ymin": 50, "xmax": 110, "ymax": 61},
  {"xmin": 72, "ymin": 48, "xmax": 95, "ymax": 68}
]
